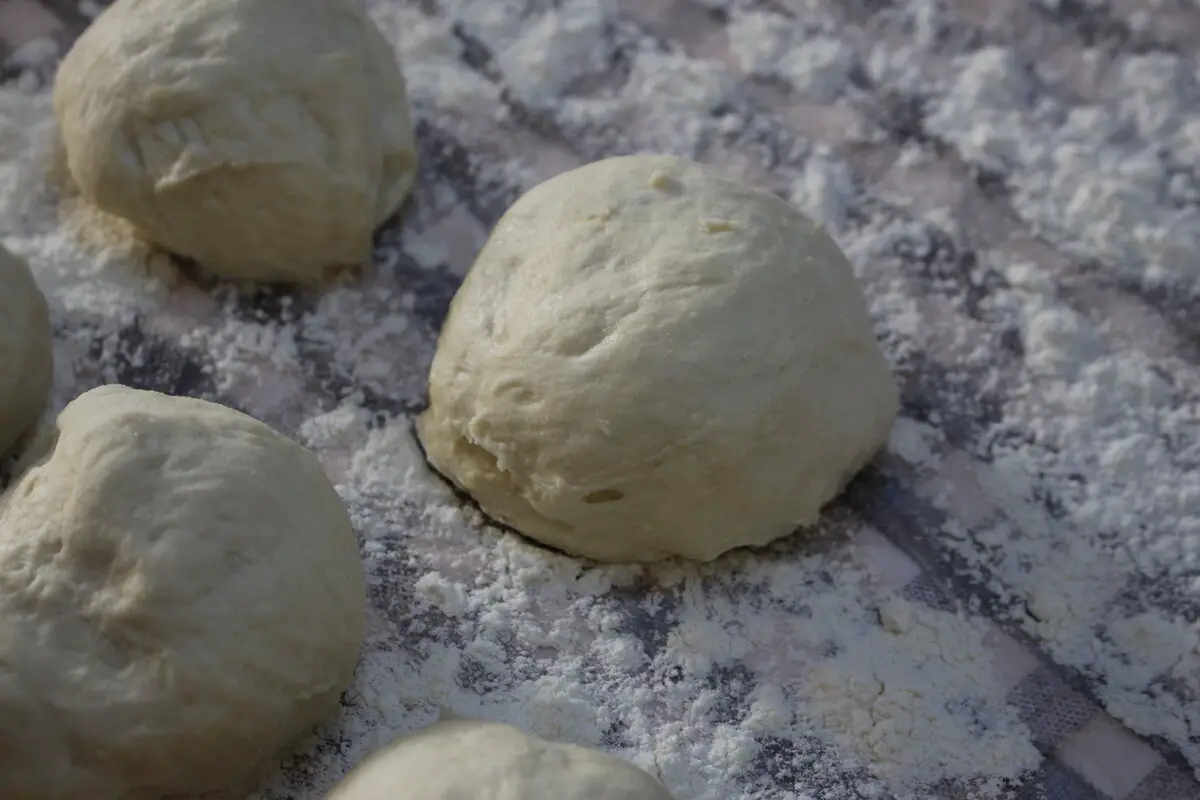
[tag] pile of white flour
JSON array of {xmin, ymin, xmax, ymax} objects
[{"xmin": 2, "ymin": 1, "xmax": 1198, "ymax": 798}]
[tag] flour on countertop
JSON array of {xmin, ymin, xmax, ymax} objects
[
  {"xmin": 928, "ymin": 44, "xmax": 1200, "ymax": 288},
  {"xmin": 4, "ymin": 0, "xmax": 1200, "ymax": 797},
  {"xmin": 727, "ymin": 11, "xmax": 857, "ymax": 102},
  {"xmin": 789, "ymin": 145, "xmax": 857, "ymax": 232},
  {"xmin": 0, "ymin": 47, "xmax": 1039, "ymax": 799},
  {"xmin": 800, "ymin": 596, "xmax": 1039, "ymax": 788}
]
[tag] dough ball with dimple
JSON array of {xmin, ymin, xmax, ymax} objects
[
  {"xmin": 418, "ymin": 154, "xmax": 898, "ymax": 563},
  {"xmin": 53, "ymin": 0, "xmax": 417, "ymax": 284},
  {"xmin": 0, "ymin": 243, "xmax": 52, "ymax": 460},
  {"xmin": 328, "ymin": 719, "xmax": 676, "ymax": 800},
  {"xmin": 0, "ymin": 386, "xmax": 365, "ymax": 800}
]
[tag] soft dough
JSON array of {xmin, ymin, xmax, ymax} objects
[
  {"xmin": 0, "ymin": 243, "xmax": 52, "ymax": 460},
  {"xmin": 418, "ymin": 154, "xmax": 898, "ymax": 563},
  {"xmin": 327, "ymin": 719, "xmax": 676, "ymax": 800},
  {"xmin": 0, "ymin": 386, "xmax": 365, "ymax": 800},
  {"xmin": 53, "ymin": 0, "xmax": 417, "ymax": 283}
]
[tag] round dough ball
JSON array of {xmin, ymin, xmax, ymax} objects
[
  {"xmin": 53, "ymin": 0, "xmax": 417, "ymax": 284},
  {"xmin": 0, "ymin": 243, "xmax": 52, "ymax": 460},
  {"xmin": 418, "ymin": 154, "xmax": 898, "ymax": 563},
  {"xmin": 0, "ymin": 386, "xmax": 365, "ymax": 800},
  {"xmin": 328, "ymin": 720, "xmax": 676, "ymax": 799}
]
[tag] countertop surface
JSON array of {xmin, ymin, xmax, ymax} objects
[{"xmin": 1, "ymin": 1, "xmax": 1199, "ymax": 798}]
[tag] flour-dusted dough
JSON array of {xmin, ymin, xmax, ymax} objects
[
  {"xmin": 0, "ymin": 386, "xmax": 366, "ymax": 800},
  {"xmin": 53, "ymin": 0, "xmax": 417, "ymax": 284},
  {"xmin": 328, "ymin": 720, "xmax": 676, "ymax": 799},
  {"xmin": 418, "ymin": 154, "xmax": 898, "ymax": 563},
  {"xmin": 0, "ymin": 243, "xmax": 52, "ymax": 460}
]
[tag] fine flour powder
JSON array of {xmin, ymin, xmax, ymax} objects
[{"xmin": 2, "ymin": 1, "xmax": 1199, "ymax": 798}]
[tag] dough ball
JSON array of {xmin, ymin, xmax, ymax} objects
[
  {"xmin": 0, "ymin": 244, "xmax": 52, "ymax": 460},
  {"xmin": 328, "ymin": 719, "xmax": 675, "ymax": 799},
  {"xmin": 418, "ymin": 154, "xmax": 898, "ymax": 563},
  {"xmin": 53, "ymin": 0, "xmax": 417, "ymax": 284},
  {"xmin": 0, "ymin": 386, "xmax": 365, "ymax": 800}
]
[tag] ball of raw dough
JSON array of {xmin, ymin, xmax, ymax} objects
[
  {"xmin": 0, "ymin": 243, "xmax": 52, "ymax": 460},
  {"xmin": 53, "ymin": 0, "xmax": 418, "ymax": 283},
  {"xmin": 418, "ymin": 154, "xmax": 898, "ymax": 563},
  {"xmin": 0, "ymin": 386, "xmax": 366, "ymax": 800},
  {"xmin": 328, "ymin": 719, "xmax": 676, "ymax": 799}
]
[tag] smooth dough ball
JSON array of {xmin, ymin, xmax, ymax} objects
[
  {"xmin": 0, "ymin": 243, "xmax": 52, "ymax": 460},
  {"xmin": 0, "ymin": 386, "xmax": 365, "ymax": 800},
  {"xmin": 328, "ymin": 720, "xmax": 676, "ymax": 800},
  {"xmin": 418, "ymin": 154, "xmax": 898, "ymax": 563},
  {"xmin": 53, "ymin": 0, "xmax": 417, "ymax": 283}
]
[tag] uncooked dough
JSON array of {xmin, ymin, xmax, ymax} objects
[
  {"xmin": 418, "ymin": 154, "xmax": 898, "ymax": 563},
  {"xmin": 327, "ymin": 719, "xmax": 676, "ymax": 799},
  {"xmin": 0, "ymin": 243, "xmax": 52, "ymax": 460},
  {"xmin": 53, "ymin": 0, "xmax": 418, "ymax": 284},
  {"xmin": 0, "ymin": 386, "xmax": 365, "ymax": 800}
]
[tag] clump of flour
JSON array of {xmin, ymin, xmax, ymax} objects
[
  {"xmin": 727, "ymin": 10, "xmax": 857, "ymax": 101},
  {"xmin": 803, "ymin": 597, "xmax": 1039, "ymax": 785},
  {"xmin": 928, "ymin": 45, "xmax": 1200, "ymax": 288}
]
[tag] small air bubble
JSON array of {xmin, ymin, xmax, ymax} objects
[
  {"xmin": 648, "ymin": 170, "xmax": 681, "ymax": 192},
  {"xmin": 584, "ymin": 488, "xmax": 624, "ymax": 504},
  {"xmin": 701, "ymin": 219, "xmax": 738, "ymax": 233}
]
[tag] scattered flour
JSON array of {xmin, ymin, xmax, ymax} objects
[
  {"xmin": 789, "ymin": 145, "xmax": 857, "ymax": 232},
  {"xmin": 493, "ymin": 1, "xmax": 614, "ymax": 104},
  {"xmin": 855, "ymin": 24, "xmax": 1200, "ymax": 779},
  {"xmin": 0, "ymin": 44, "xmax": 1040, "ymax": 798},
  {"xmin": 924, "ymin": 303, "xmax": 1200, "ymax": 773},
  {"xmin": 629, "ymin": 50, "xmax": 735, "ymax": 113},
  {"xmin": 928, "ymin": 44, "xmax": 1200, "ymax": 288},
  {"xmin": 726, "ymin": 10, "xmax": 856, "ymax": 101},
  {"xmin": 4, "ymin": 0, "xmax": 1199, "ymax": 797},
  {"xmin": 367, "ymin": 3, "xmax": 506, "ymax": 123},
  {"xmin": 800, "ymin": 596, "xmax": 1039, "ymax": 788}
]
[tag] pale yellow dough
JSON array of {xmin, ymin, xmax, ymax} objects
[
  {"xmin": 0, "ymin": 243, "xmax": 52, "ymax": 460},
  {"xmin": 0, "ymin": 386, "xmax": 365, "ymax": 800},
  {"xmin": 53, "ymin": 0, "xmax": 418, "ymax": 283},
  {"xmin": 328, "ymin": 720, "xmax": 676, "ymax": 800},
  {"xmin": 418, "ymin": 154, "xmax": 899, "ymax": 563}
]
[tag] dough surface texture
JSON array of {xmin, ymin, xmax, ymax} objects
[
  {"xmin": 0, "ymin": 243, "xmax": 52, "ymax": 460},
  {"xmin": 53, "ymin": 0, "xmax": 417, "ymax": 283},
  {"xmin": 0, "ymin": 386, "xmax": 365, "ymax": 800},
  {"xmin": 327, "ymin": 719, "xmax": 676, "ymax": 799},
  {"xmin": 418, "ymin": 154, "xmax": 898, "ymax": 563}
]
